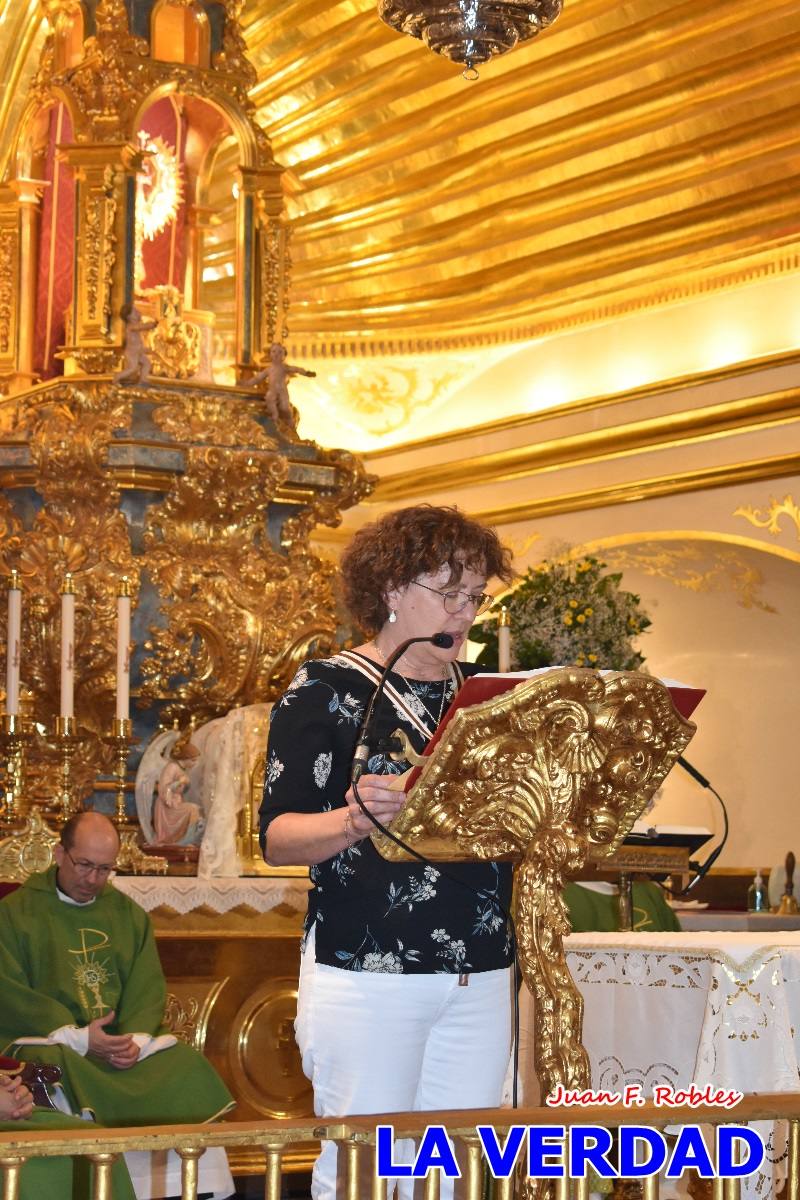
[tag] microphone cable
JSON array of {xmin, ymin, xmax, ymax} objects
[
  {"xmin": 659, "ymin": 756, "xmax": 729, "ymax": 898},
  {"xmin": 349, "ymin": 638, "xmax": 522, "ymax": 1105}
]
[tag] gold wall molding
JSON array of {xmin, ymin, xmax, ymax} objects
[
  {"xmin": 371, "ymin": 387, "xmax": 800, "ymax": 503},
  {"xmin": 734, "ymin": 493, "xmax": 800, "ymax": 543},
  {"xmin": 365, "ymin": 350, "xmax": 800, "ymax": 463},
  {"xmin": 475, "ymin": 452, "xmax": 800, "ymax": 527}
]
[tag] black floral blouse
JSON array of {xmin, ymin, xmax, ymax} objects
[{"xmin": 259, "ymin": 653, "xmax": 514, "ymax": 975}]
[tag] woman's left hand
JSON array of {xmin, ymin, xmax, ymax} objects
[{"xmin": 345, "ymin": 774, "xmax": 407, "ymax": 837}]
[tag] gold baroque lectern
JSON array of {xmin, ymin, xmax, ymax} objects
[{"xmin": 373, "ymin": 667, "xmax": 696, "ymax": 1100}]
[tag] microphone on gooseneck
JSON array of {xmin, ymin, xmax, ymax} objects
[{"xmin": 350, "ymin": 632, "xmax": 454, "ymax": 784}]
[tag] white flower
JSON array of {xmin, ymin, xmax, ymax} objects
[
  {"xmin": 403, "ymin": 690, "xmax": 428, "ymax": 720},
  {"xmin": 431, "ymin": 928, "xmax": 448, "ymax": 942},
  {"xmin": 287, "ymin": 667, "xmax": 309, "ymax": 691},
  {"xmin": 313, "ymin": 752, "xmax": 332, "ymax": 789},
  {"xmin": 266, "ymin": 752, "xmax": 284, "ymax": 786},
  {"xmin": 362, "ymin": 951, "xmax": 403, "ymax": 973}
]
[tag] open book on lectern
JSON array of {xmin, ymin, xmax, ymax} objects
[{"xmin": 403, "ymin": 668, "xmax": 705, "ymax": 791}]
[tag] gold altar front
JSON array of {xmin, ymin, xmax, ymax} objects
[{"xmin": 123, "ymin": 874, "xmax": 317, "ymax": 1174}]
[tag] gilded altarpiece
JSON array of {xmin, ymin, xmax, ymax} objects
[{"xmin": 0, "ymin": 0, "xmax": 372, "ymax": 810}]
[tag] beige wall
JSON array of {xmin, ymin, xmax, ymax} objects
[{"xmin": 316, "ymin": 338, "xmax": 800, "ymax": 874}]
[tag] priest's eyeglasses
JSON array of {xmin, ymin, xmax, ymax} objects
[
  {"xmin": 411, "ymin": 580, "xmax": 494, "ymax": 615},
  {"xmin": 65, "ymin": 850, "xmax": 116, "ymax": 877}
]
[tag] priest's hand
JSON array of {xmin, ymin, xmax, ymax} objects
[
  {"xmin": 87, "ymin": 1010, "xmax": 140, "ymax": 1069},
  {"xmin": 0, "ymin": 1074, "xmax": 34, "ymax": 1120}
]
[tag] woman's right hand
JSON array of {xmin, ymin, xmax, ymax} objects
[
  {"xmin": 0, "ymin": 1073, "xmax": 34, "ymax": 1121},
  {"xmin": 345, "ymin": 773, "xmax": 407, "ymax": 838}
]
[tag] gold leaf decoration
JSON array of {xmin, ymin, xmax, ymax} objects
[
  {"xmin": 139, "ymin": 444, "xmax": 340, "ymax": 722},
  {"xmin": 734, "ymin": 494, "xmax": 800, "ymax": 542},
  {"xmin": 603, "ymin": 542, "xmax": 777, "ymax": 613}
]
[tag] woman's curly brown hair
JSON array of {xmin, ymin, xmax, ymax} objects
[{"xmin": 340, "ymin": 505, "xmax": 515, "ymax": 635}]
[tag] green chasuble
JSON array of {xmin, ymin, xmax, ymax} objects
[
  {"xmin": 0, "ymin": 867, "xmax": 234, "ymax": 1125},
  {"xmin": 0, "ymin": 1109, "xmax": 136, "ymax": 1200},
  {"xmin": 563, "ymin": 881, "xmax": 681, "ymax": 933}
]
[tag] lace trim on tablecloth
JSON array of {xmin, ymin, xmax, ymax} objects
[{"xmin": 111, "ymin": 875, "xmax": 311, "ymax": 914}]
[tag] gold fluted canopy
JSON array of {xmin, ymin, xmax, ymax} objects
[{"xmin": 0, "ymin": 0, "xmax": 799, "ymax": 355}]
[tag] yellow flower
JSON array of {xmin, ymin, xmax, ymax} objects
[
  {"xmin": 563, "ymin": 613, "xmax": 573, "ymax": 626},
  {"xmin": 576, "ymin": 656, "xmax": 585, "ymax": 666},
  {"xmin": 584, "ymin": 607, "xmax": 593, "ymax": 616},
  {"xmin": 576, "ymin": 614, "xmax": 586, "ymax": 624},
  {"xmin": 569, "ymin": 599, "xmax": 578, "ymax": 609},
  {"xmin": 588, "ymin": 653, "xmax": 598, "ymax": 663},
  {"xmin": 577, "ymin": 561, "xmax": 591, "ymax": 573}
]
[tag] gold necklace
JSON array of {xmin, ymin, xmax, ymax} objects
[{"xmin": 394, "ymin": 668, "xmax": 451, "ymax": 736}]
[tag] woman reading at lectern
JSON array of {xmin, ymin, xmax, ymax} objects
[{"xmin": 259, "ymin": 504, "xmax": 516, "ymax": 1200}]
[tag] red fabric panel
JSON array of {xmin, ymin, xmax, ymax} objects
[
  {"xmin": 34, "ymin": 104, "xmax": 75, "ymax": 379},
  {"xmin": 138, "ymin": 96, "xmax": 187, "ymax": 293}
]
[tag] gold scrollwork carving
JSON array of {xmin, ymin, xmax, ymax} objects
[
  {"xmin": 82, "ymin": 165, "xmax": 117, "ymax": 333},
  {"xmin": 163, "ymin": 979, "xmax": 228, "ymax": 1053},
  {"xmin": 0, "ymin": 228, "xmax": 17, "ymax": 358},
  {"xmin": 734, "ymin": 493, "xmax": 800, "ymax": 542},
  {"xmin": 151, "ymin": 386, "xmax": 277, "ymax": 447},
  {"xmin": 373, "ymin": 669, "xmax": 695, "ymax": 1101},
  {"xmin": 139, "ymin": 444, "xmax": 340, "ymax": 721},
  {"xmin": 212, "ymin": 0, "xmax": 258, "ymax": 91}
]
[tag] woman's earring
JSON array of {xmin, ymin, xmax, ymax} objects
[{"xmin": 388, "ymin": 610, "xmax": 397, "ymax": 624}]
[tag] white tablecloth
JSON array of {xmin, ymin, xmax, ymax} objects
[
  {"xmin": 560, "ymin": 932, "xmax": 800, "ymax": 1199},
  {"xmin": 111, "ymin": 873, "xmax": 311, "ymax": 914}
]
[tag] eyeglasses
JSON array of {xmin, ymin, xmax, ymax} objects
[
  {"xmin": 64, "ymin": 849, "xmax": 116, "ymax": 878},
  {"xmin": 411, "ymin": 580, "xmax": 494, "ymax": 615}
]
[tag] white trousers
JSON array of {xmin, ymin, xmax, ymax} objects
[{"xmin": 296, "ymin": 926, "xmax": 512, "ymax": 1200}]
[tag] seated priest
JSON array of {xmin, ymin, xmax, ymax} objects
[
  {"xmin": 0, "ymin": 811, "xmax": 235, "ymax": 1196},
  {"xmin": 0, "ymin": 1059, "xmax": 137, "ymax": 1200},
  {"xmin": 564, "ymin": 879, "xmax": 680, "ymax": 932}
]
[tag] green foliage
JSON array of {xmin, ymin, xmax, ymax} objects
[{"xmin": 472, "ymin": 555, "xmax": 651, "ymax": 671}]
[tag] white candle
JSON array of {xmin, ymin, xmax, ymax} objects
[
  {"xmin": 115, "ymin": 580, "xmax": 131, "ymax": 721},
  {"xmin": 5, "ymin": 571, "xmax": 21, "ymax": 716},
  {"xmin": 498, "ymin": 605, "xmax": 511, "ymax": 674},
  {"xmin": 60, "ymin": 575, "xmax": 75, "ymax": 719}
]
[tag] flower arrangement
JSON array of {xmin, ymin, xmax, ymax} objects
[{"xmin": 472, "ymin": 554, "xmax": 651, "ymax": 671}]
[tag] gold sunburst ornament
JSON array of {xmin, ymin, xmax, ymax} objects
[
  {"xmin": 134, "ymin": 135, "xmax": 184, "ymax": 287},
  {"xmin": 377, "ymin": 0, "xmax": 563, "ymax": 78}
]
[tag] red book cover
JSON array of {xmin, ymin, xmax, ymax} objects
[{"xmin": 405, "ymin": 670, "xmax": 704, "ymax": 791}]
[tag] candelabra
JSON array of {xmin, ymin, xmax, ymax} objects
[
  {"xmin": 104, "ymin": 718, "xmax": 136, "ymax": 827},
  {"xmin": 0, "ymin": 713, "xmax": 34, "ymax": 827},
  {"xmin": 53, "ymin": 716, "xmax": 81, "ymax": 821}
]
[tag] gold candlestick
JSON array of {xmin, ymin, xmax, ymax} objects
[
  {"xmin": 53, "ymin": 715, "xmax": 81, "ymax": 821},
  {"xmin": 0, "ymin": 712, "xmax": 33, "ymax": 827},
  {"xmin": 103, "ymin": 718, "xmax": 136, "ymax": 827}
]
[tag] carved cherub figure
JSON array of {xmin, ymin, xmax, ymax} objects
[
  {"xmin": 113, "ymin": 304, "xmax": 157, "ymax": 385},
  {"xmin": 248, "ymin": 342, "xmax": 316, "ymax": 425}
]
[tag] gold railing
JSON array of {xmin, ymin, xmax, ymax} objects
[{"xmin": 2, "ymin": 1094, "xmax": 800, "ymax": 1200}]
